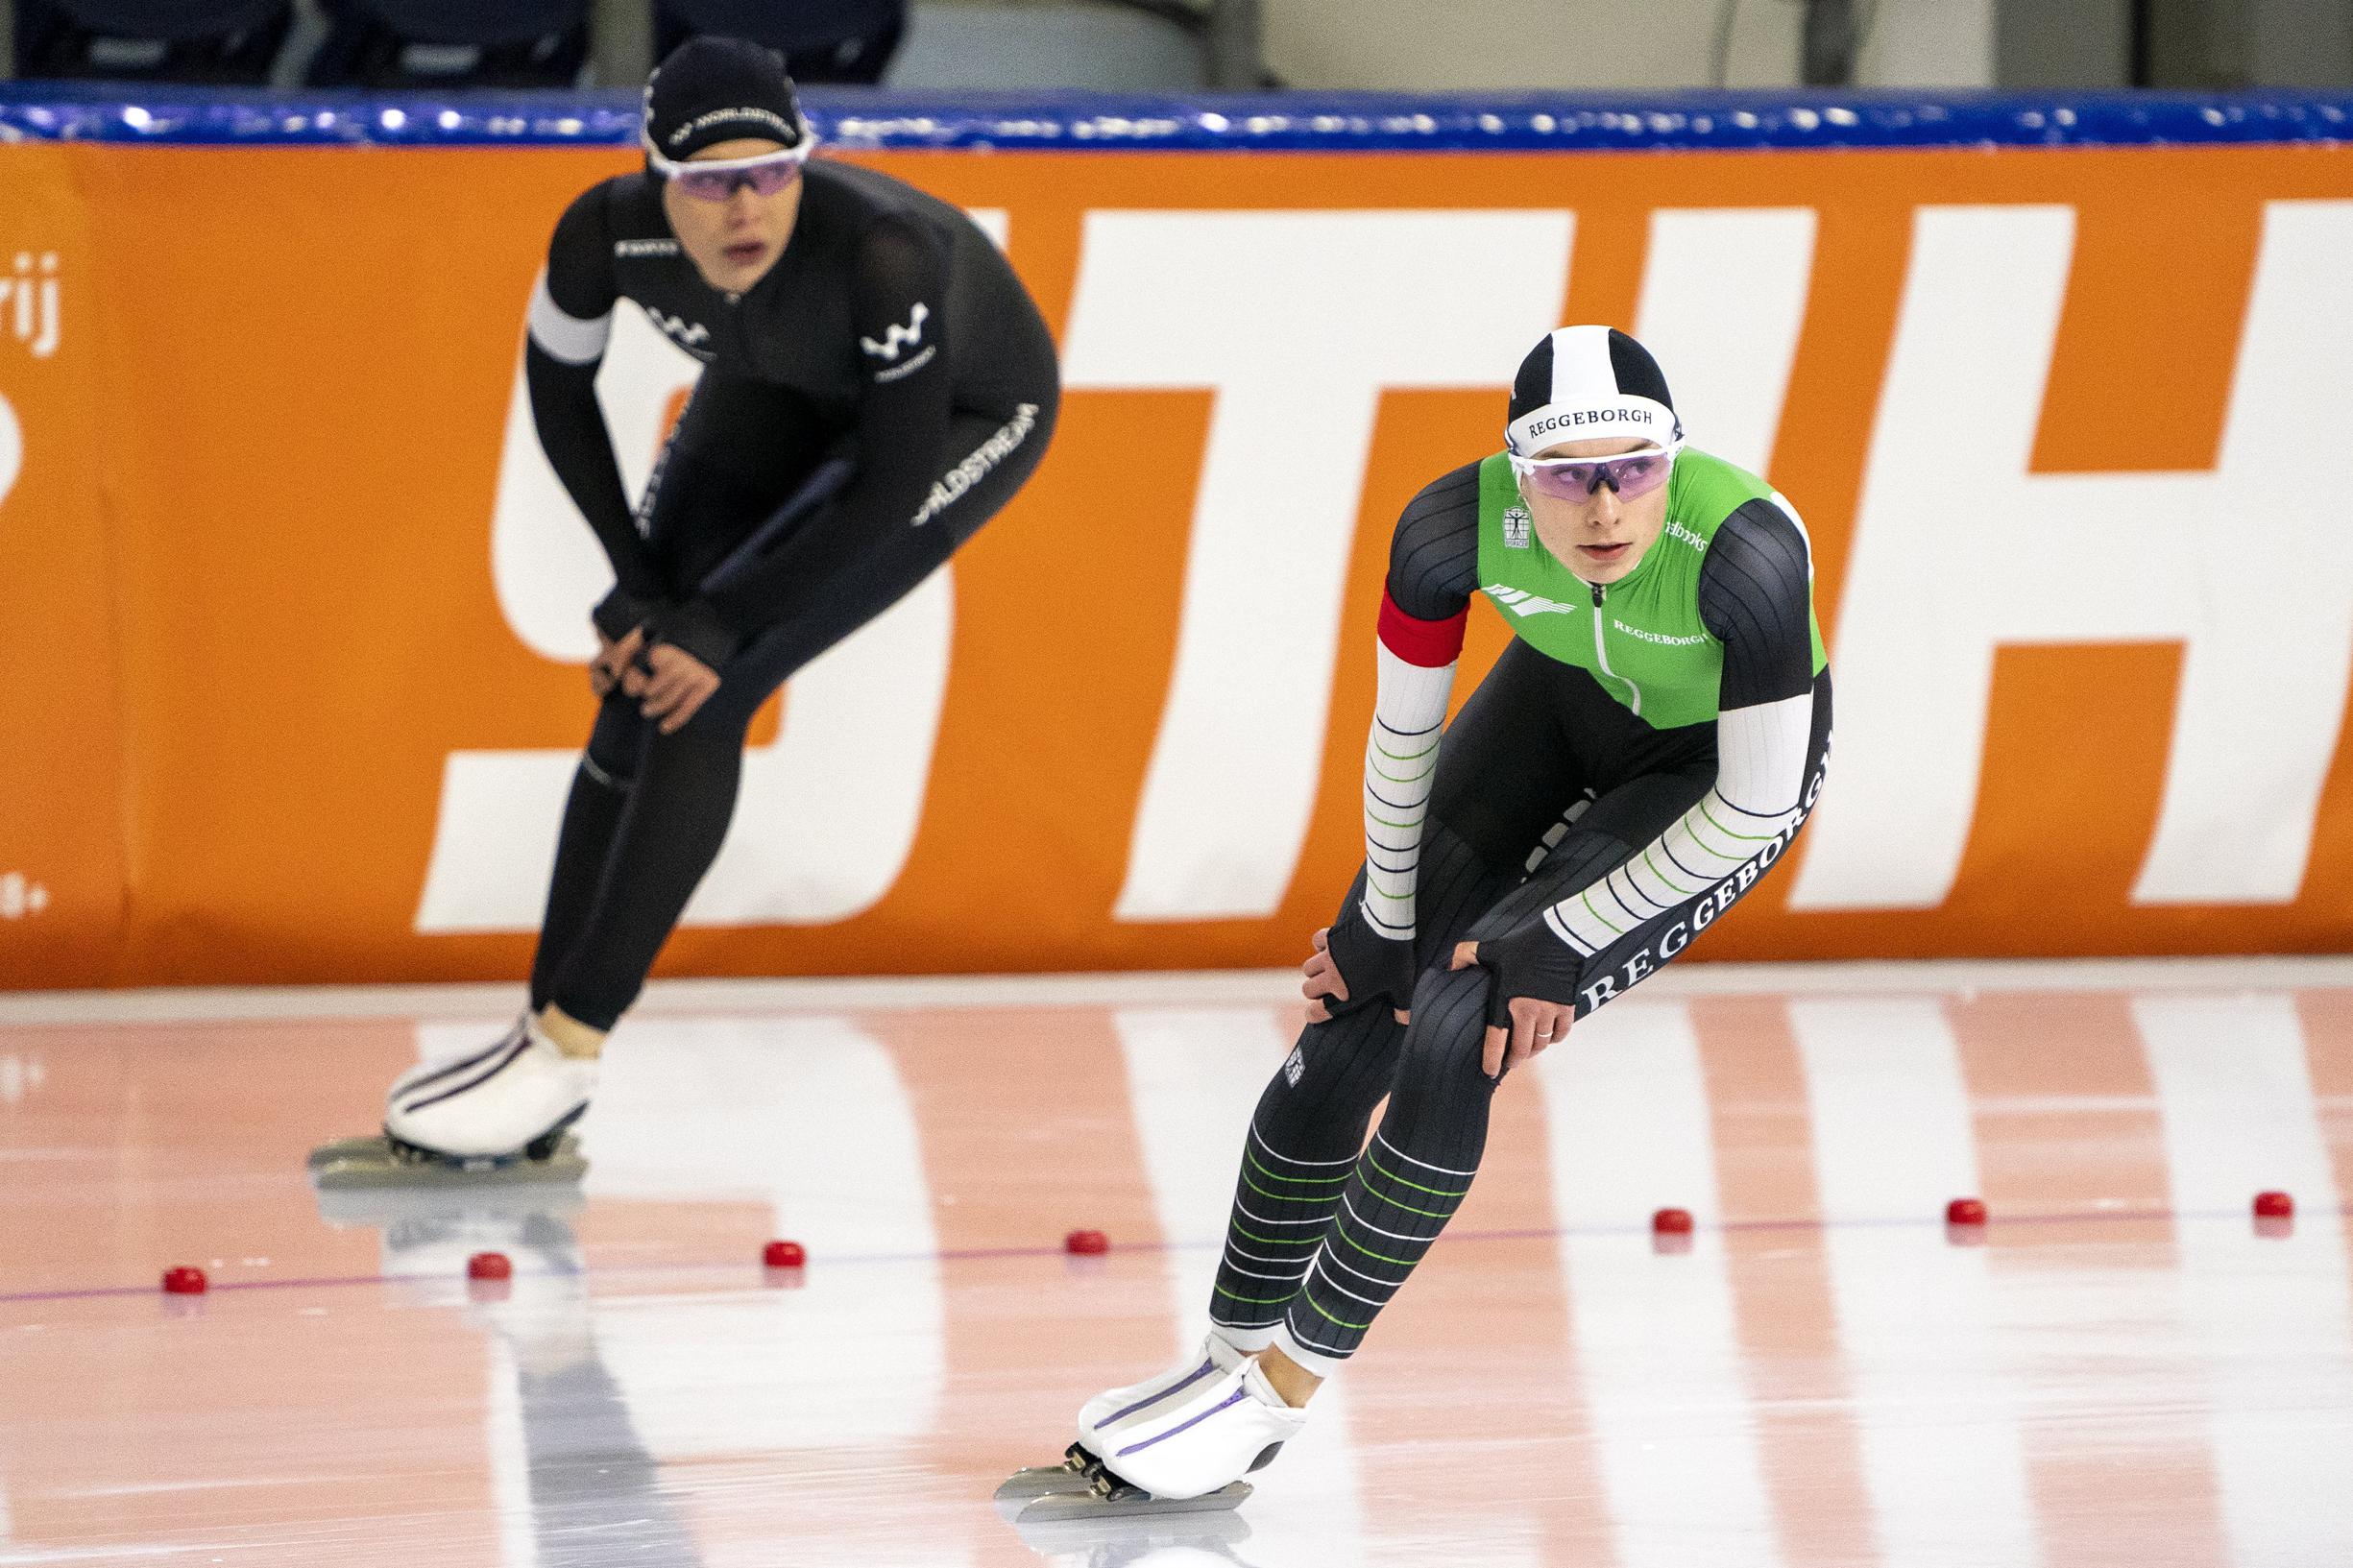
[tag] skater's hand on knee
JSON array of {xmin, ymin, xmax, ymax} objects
[
  {"xmin": 591, "ymin": 627, "xmax": 645, "ymax": 698},
  {"xmin": 1488, "ymin": 996, "xmax": 1570, "ymax": 1076},
  {"xmin": 639, "ymin": 645, "xmax": 720, "ymax": 734},
  {"xmin": 1302, "ymin": 927, "xmax": 1348, "ymax": 1023},
  {"xmin": 1304, "ymin": 929, "xmax": 1407, "ymax": 1025},
  {"xmin": 1452, "ymin": 942, "xmax": 1570, "ymax": 1077}
]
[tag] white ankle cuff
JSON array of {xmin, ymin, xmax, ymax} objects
[
  {"xmin": 1212, "ymin": 1322, "xmax": 1277, "ymax": 1355},
  {"xmin": 1274, "ymin": 1318, "xmax": 1347, "ymax": 1379}
]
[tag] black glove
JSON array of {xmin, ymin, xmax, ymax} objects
[
  {"xmin": 1323, "ymin": 896, "xmax": 1419, "ymax": 1014},
  {"xmin": 1468, "ymin": 915, "xmax": 1586, "ymax": 1028}
]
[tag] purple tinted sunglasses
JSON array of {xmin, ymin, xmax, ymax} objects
[
  {"xmin": 1509, "ymin": 444, "xmax": 1679, "ymax": 502},
  {"xmin": 647, "ymin": 142, "xmax": 813, "ymax": 202}
]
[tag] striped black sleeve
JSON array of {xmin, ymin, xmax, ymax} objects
[
  {"xmin": 1385, "ymin": 461, "xmax": 1482, "ymax": 621},
  {"xmin": 1697, "ymin": 497, "xmax": 1816, "ymax": 711}
]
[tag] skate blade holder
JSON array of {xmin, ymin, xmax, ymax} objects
[
  {"xmin": 993, "ymin": 1440, "xmax": 1105, "ymax": 1515},
  {"xmin": 993, "ymin": 1463, "xmax": 1098, "ymax": 1505},
  {"xmin": 992, "ymin": 1438, "xmax": 1101, "ymax": 1504},
  {"xmin": 307, "ymin": 1132, "xmax": 587, "ymax": 1191},
  {"xmin": 1015, "ymin": 1479, "xmax": 1251, "ymax": 1526}
]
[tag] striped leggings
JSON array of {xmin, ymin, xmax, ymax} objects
[
  {"xmin": 1207, "ymin": 644, "xmax": 1744, "ymax": 1372},
  {"xmin": 1206, "ymin": 818, "xmax": 1650, "ymax": 1373}
]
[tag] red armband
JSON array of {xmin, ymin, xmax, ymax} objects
[{"xmin": 1377, "ymin": 590, "xmax": 1468, "ymax": 668}]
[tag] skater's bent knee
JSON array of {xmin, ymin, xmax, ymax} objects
[
  {"xmin": 1407, "ymin": 965, "xmax": 1489, "ymax": 1032},
  {"xmin": 651, "ymin": 694, "xmax": 763, "ymax": 749},
  {"xmin": 1397, "ymin": 1020, "xmax": 1491, "ymax": 1090},
  {"xmin": 1395, "ymin": 970, "xmax": 1496, "ymax": 1083}
]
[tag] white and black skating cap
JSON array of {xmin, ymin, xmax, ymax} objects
[
  {"xmin": 643, "ymin": 36, "xmax": 811, "ymax": 159},
  {"xmin": 1506, "ymin": 326, "xmax": 1681, "ymax": 457}
]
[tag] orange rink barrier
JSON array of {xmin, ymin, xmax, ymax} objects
[{"xmin": 7, "ymin": 136, "xmax": 2353, "ymax": 986}]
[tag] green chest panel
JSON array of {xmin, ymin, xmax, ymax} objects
[{"xmin": 1475, "ymin": 447, "xmax": 1795, "ymax": 731}]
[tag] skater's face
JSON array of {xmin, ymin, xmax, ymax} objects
[
  {"xmin": 1518, "ymin": 436, "xmax": 1673, "ymax": 586},
  {"xmin": 661, "ymin": 137, "xmax": 804, "ymax": 297}
]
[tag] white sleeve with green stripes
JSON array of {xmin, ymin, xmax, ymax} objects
[
  {"xmin": 1540, "ymin": 689, "xmax": 1815, "ymax": 953},
  {"xmin": 1360, "ymin": 641, "xmax": 1457, "ymax": 940}
]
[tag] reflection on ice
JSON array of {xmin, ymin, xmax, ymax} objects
[{"xmin": 0, "ymin": 963, "xmax": 2349, "ymax": 1566}]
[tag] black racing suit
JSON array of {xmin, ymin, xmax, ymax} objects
[{"xmin": 522, "ymin": 158, "xmax": 1059, "ymax": 1028}]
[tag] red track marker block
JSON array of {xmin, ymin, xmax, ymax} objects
[
  {"xmin": 2254, "ymin": 1191, "xmax": 2294, "ymax": 1219},
  {"xmin": 466, "ymin": 1251, "xmax": 512, "ymax": 1282},
  {"xmin": 1945, "ymin": 1197, "xmax": 1987, "ymax": 1226},
  {"xmin": 763, "ymin": 1240, "xmax": 807, "ymax": 1268},
  {"xmin": 1064, "ymin": 1229, "xmax": 1110, "ymax": 1256},
  {"xmin": 1651, "ymin": 1207, "xmax": 1694, "ymax": 1236},
  {"xmin": 160, "ymin": 1266, "xmax": 207, "ymax": 1295}
]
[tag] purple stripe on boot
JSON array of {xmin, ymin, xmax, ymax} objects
[
  {"xmin": 1105, "ymin": 1358, "xmax": 1216, "ymax": 1427},
  {"xmin": 1117, "ymin": 1387, "xmax": 1249, "ymax": 1458}
]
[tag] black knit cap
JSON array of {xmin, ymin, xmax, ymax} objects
[{"xmin": 643, "ymin": 36, "xmax": 809, "ymax": 160}]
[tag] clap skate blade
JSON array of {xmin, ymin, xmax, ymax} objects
[
  {"xmin": 994, "ymin": 1442, "xmax": 1105, "ymax": 1514},
  {"xmin": 308, "ymin": 1128, "xmax": 586, "ymax": 1190}
]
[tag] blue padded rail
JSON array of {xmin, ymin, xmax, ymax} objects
[{"xmin": 2, "ymin": 82, "xmax": 2350, "ymax": 151}]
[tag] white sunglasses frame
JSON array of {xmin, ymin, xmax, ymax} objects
[
  {"xmin": 1507, "ymin": 440, "xmax": 1682, "ymax": 496},
  {"xmin": 643, "ymin": 135, "xmax": 818, "ymax": 191}
]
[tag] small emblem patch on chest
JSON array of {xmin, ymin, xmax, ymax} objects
[
  {"xmin": 646, "ymin": 307, "xmax": 710, "ymax": 349},
  {"xmin": 1502, "ymin": 506, "xmax": 1532, "ymax": 549},
  {"xmin": 861, "ymin": 301, "xmax": 930, "ymax": 362},
  {"xmin": 1485, "ymin": 584, "xmax": 1579, "ymax": 617}
]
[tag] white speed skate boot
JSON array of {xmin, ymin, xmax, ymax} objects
[
  {"xmin": 1083, "ymin": 1333, "xmax": 1253, "ymax": 1450},
  {"xmin": 996, "ymin": 1333, "xmax": 1258, "ymax": 1508},
  {"xmin": 311, "ymin": 1014, "xmax": 595, "ymax": 1189},
  {"xmin": 387, "ymin": 1012, "xmax": 595, "ymax": 1159},
  {"xmin": 1098, "ymin": 1357, "xmax": 1305, "ymax": 1500},
  {"xmin": 1012, "ymin": 1357, "xmax": 1306, "ymax": 1523}
]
